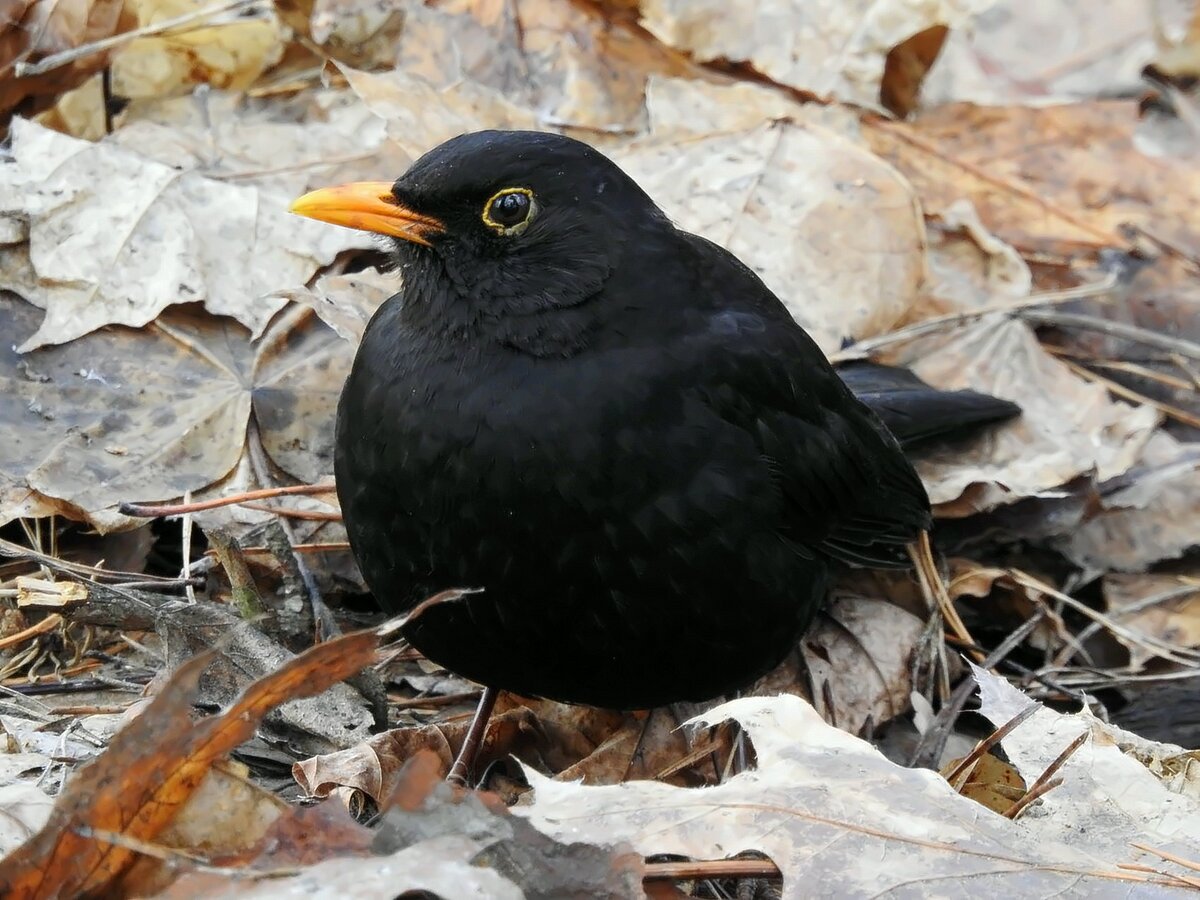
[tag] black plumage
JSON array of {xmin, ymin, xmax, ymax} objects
[{"xmin": 291, "ymin": 131, "xmax": 1014, "ymax": 710}]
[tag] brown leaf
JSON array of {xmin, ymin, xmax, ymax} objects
[
  {"xmin": 294, "ymin": 707, "xmax": 543, "ymax": 804},
  {"xmin": 865, "ymin": 101, "xmax": 1200, "ymax": 259},
  {"xmin": 0, "ymin": 629, "xmax": 378, "ymax": 899},
  {"xmin": 1102, "ymin": 572, "xmax": 1200, "ymax": 669}
]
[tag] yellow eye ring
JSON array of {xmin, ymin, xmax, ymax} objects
[{"xmin": 482, "ymin": 187, "xmax": 536, "ymax": 235}]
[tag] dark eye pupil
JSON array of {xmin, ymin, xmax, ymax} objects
[{"xmin": 491, "ymin": 192, "xmax": 529, "ymax": 226}]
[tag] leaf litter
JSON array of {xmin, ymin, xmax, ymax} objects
[{"xmin": 1, "ymin": 0, "xmax": 1200, "ymax": 896}]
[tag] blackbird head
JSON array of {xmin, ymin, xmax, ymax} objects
[{"xmin": 291, "ymin": 131, "xmax": 666, "ymax": 324}]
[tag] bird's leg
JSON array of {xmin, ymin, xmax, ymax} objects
[{"xmin": 447, "ymin": 685, "xmax": 499, "ymax": 787}]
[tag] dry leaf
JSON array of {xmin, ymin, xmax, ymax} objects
[
  {"xmin": 921, "ymin": 0, "xmax": 1165, "ymax": 106},
  {"xmin": 387, "ymin": 0, "xmax": 695, "ymax": 131},
  {"xmin": 616, "ymin": 118, "xmax": 926, "ymax": 352},
  {"xmin": 1102, "ymin": 573, "xmax": 1200, "ymax": 669},
  {"xmin": 975, "ymin": 665, "xmax": 1200, "ymax": 861},
  {"xmin": 883, "ymin": 315, "xmax": 1160, "ymax": 513},
  {"xmin": 1060, "ymin": 432, "xmax": 1200, "ymax": 572},
  {"xmin": 111, "ymin": 0, "xmax": 285, "ymax": 99},
  {"xmin": 0, "ymin": 117, "xmax": 352, "ymax": 350},
  {"xmin": 866, "ymin": 101, "xmax": 1200, "ymax": 259},
  {"xmin": 518, "ymin": 694, "xmax": 1155, "ymax": 897},
  {"xmin": 294, "ymin": 707, "xmax": 543, "ymax": 802},
  {"xmin": 637, "ymin": 0, "xmax": 985, "ymax": 107},
  {"xmin": 0, "ymin": 0, "xmax": 128, "ymax": 119}
]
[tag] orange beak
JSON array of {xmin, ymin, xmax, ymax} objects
[{"xmin": 289, "ymin": 182, "xmax": 444, "ymax": 247}]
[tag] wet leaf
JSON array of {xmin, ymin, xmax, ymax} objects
[{"xmin": 0, "ymin": 294, "xmax": 351, "ymax": 530}]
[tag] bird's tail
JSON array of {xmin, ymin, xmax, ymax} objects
[{"xmin": 836, "ymin": 359, "xmax": 1020, "ymax": 450}]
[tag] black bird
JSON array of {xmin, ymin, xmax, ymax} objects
[{"xmin": 291, "ymin": 131, "xmax": 1015, "ymax": 773}]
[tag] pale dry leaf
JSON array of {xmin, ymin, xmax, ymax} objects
[
  {"xmin": 388, "ymin": 0, "xmax": 695, "ymax": 132},
  {"xmin": 750, "ymin": 591, "xmax": 925, "ymax": 736},
  {"xmin": 166, "ymin": 834, "xmax": 525, "ymax": 899},
  {"xmin": 0, "ymin": 783, "xmax": 54, "ymax": 858},
  {"xmin": 285, "ymin": 266, "xmax": 398, "ymax": 343},
  {"xmin": 918, "ymin": 209, "xmax": 1031, "ymax": 322},
  {"xmin": 156, "ymin": 761, "xmax": 286, "ymax": 857},
  {"xmin": 615, "ymin": 119, "xmax": 926, "ymax": 352},
  {"xmin": 638, "ymin": 0, "xmax": 988, "ymax": 107},
  {"xmin": 338, "ymin": 61, "xmax": 538, "ymax": 158},
  {"xmin": 518, "ymin": 694, "xmax": 1164, "ymax": 897},
  {"xmin": 109, "ymin": 90, "xmax": 393, "ymax": 195},
  {"xmin": 883, "ymin": 315, "xmax": 1160, "ymax": 513},
  {"xmin": 644, "ymin": 74, "xmax": 810, "ymax": 135},
  {"xmin": 975, "ymin": 665, "xmax": 1200, "ymax": 863},
  {"xmin": 1059, "ymin": 431, "xmax": 1200, "ymax": 572},
  {"xmin": 922, "ymin": 0, "xmax": 1166, "ymax": 107},
  {"xmin": 643, "ymin": 73, "xmax": 869, "ymax": 139},
  {"xmin": 0, "ymin": 118, "xmax": 351, "ymax": 350}
]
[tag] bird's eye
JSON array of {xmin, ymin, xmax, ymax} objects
[{"xmin": 482, "ymin": 188, "xmax": 535, "ymax": 235}]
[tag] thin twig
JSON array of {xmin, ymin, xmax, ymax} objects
[
  {"xmin": 909, "ymin": 608, "xmax": 1048, "ymax": 769},
  {"xmin": 0, "ymin": 615, "xmax": 62, "ymax": 651},
  {"xmin": 12, "ymin": 0, "xmax": 270, "ymax": 77},
  {"xmin": 1002, "ymin": 731, "xmax": 1087, "ymax": 819},
  {"xmin": 643, "ymin": 859, "xmax": 781, "ymax": 881},
  {"xmin": 1010, "ymin": 570, "xmax": 1200, "ymax": 668},
  {"xmin": 1021, "ymin": 309, "xmax": 1200, "ymax": 361},
  {"xmin": 1056, "ymin": 357, "xmax": 1200, "ymax": 429},
  {"xmin": 942, "ymin": 703, "xmax": 1040, "ymax": 786},
  {"xmin": 1131, "ymin": 843, "xmax": 1200, "ymax": 876},
  {"xmin": 119, "ymin": 484, "xmax": 336, "ymax": 518},
  {"xmin": 829, "ymin": 274, "xmax": 1118, "ymax": 361}
]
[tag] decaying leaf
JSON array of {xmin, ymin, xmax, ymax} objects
[
  {"xmin": 171, "ymin": 751, "xmax": 644, "ymax": 897},
  {"xmin": 866, "ymin": 100, "xmax": 1200, "ymax": 259},
  {"xmin": 293, "ymin": 706, "xmax": 544, "ymax": 802},
  {"xmin": 386, "ymin": 0, "xmax": 696, "ymax": 132},
  {"xmin": 921, "ymin": 0, "xmax": 1166, "ymax": 107},
  {"xmin": 1060, "ymin": 431, "xmax": 1200, "ymax": 572},
  {"xmin": 111, "ymin": 0, "xmax": 285, "ymax": 100},
  {"xmin": 1101, "ymin": 573, "xmax": 1200, "ymax": 669}
]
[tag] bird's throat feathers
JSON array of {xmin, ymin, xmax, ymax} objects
[{"xmin": 391, "ymin": 227, "xmax": 628, "ymax": 358}]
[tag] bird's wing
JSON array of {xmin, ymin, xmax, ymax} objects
[
  {"xmin": 837, "ymin": 360, "xmax": 1021, "ymax": 449},
  {"xmin": 677, "ymin": 238, "xmax": 931, "ymax": 569}
]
